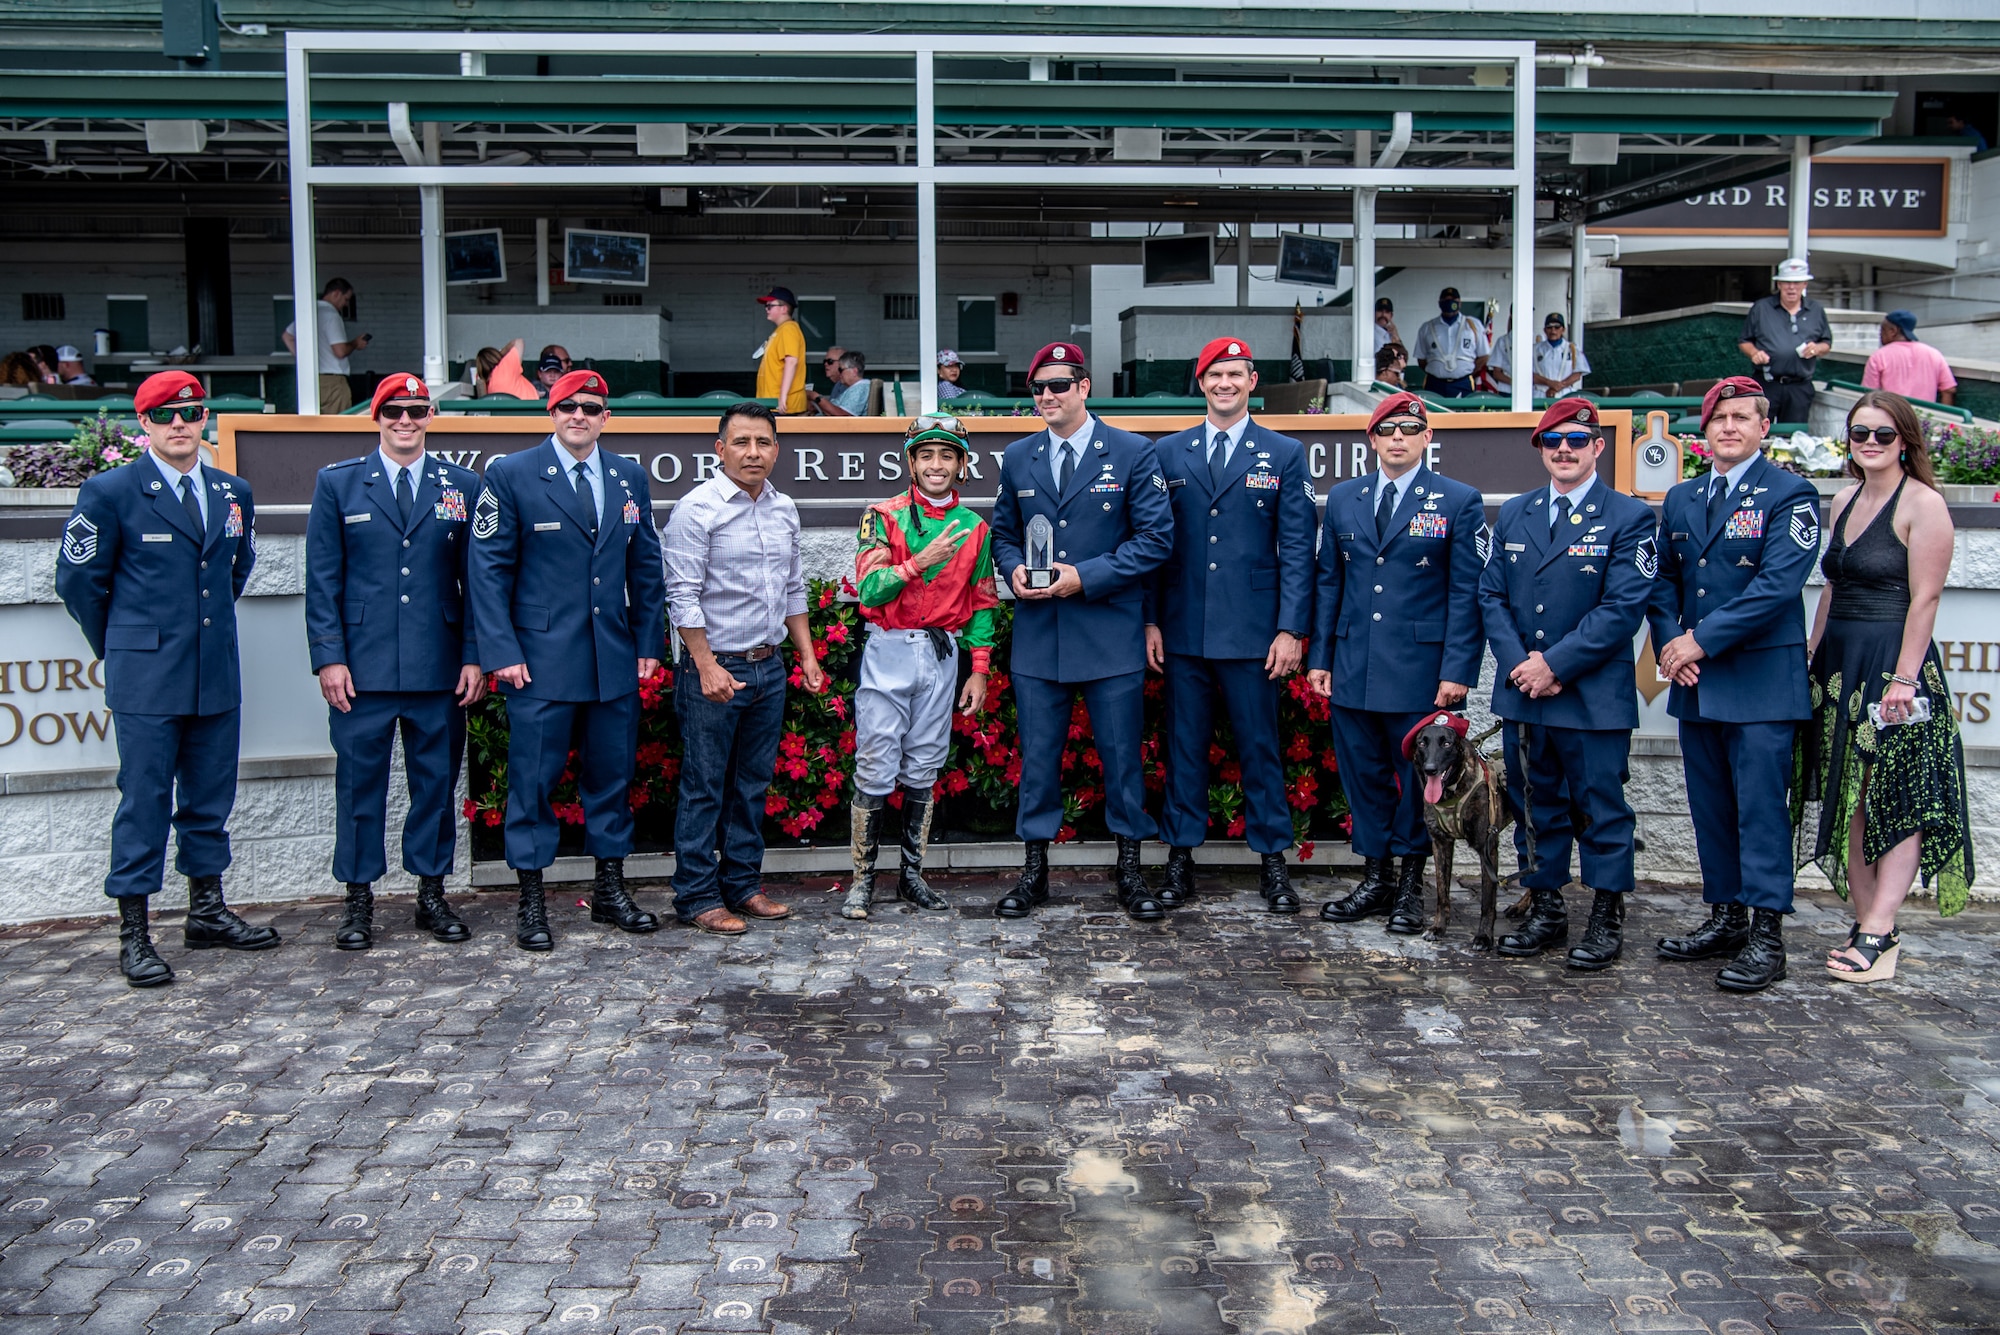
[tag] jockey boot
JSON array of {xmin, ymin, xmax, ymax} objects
[{"xmin": 844, "ymin": 794, "xmax": 884, "ymax": 920}]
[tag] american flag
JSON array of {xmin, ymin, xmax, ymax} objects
[{"xmin": 1289, "ymin": 301, "xmax": 1306, "ymax": 382}]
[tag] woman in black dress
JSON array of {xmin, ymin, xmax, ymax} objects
[{"xmin": 1795, "ymin": 390, "xmax": 1972, "ymax": 983}]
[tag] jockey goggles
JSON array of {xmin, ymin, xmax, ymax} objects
[{"xmin": 904, "ymin": 415, "xmax": 969, "ymax": 453}]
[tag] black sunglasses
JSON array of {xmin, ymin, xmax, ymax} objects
[
  {"xmin": 144, "ymin": 405, "xmax": 207, "ymax": 425},
  {"xmin": 1372, "ymin": 419, "xmax": 1426, "ymax": 438},
  {"xmin": 378, "ymin": 403, "xmax": 431, "ymax": 422},
  {"xmin": 552, "ymin": 399, "xmax": 607, "ymax": 417},
  {"xmin": 1028, "ymin": 377, "xmax": 1082, "ymax": 396},
  {"xmin": 1536, "ymin": 431, "xmax": 1596, "ymax": 450},
  {"xmin": 1847, "ymin": 425, "xmax": 1900, "ymax": 446}
]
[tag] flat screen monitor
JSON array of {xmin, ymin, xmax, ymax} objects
[
  {"xmin": 1276, "ymin": 232, "xmax": 1344, "ymax": 287},
  {"xmin": 1142, "ymin": 233, "xmax": 1214, "ymax": 288},
  {"xmin": 444, "ymin": 228, "xmax": 506, "ymax": 285},
  {"xmin": 564, "ymin": 228, "xmax": 651, "ymax": 286}
]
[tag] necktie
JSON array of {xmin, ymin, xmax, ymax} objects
[
  {"xmin": 1209, "ymin": 430, "xmax": 1228, "ymax": 490},
  {"xmin": 1552, "ymin": 493, "xmax": 1571, "ymax": 534},
  {"xmin": 1058, "ymin": 441, "xmax": 1076, "ymax": 493},
  {"xmin": 1706, "ymin": 475, "xmax": 1726, "ymax": 525},
  {"xmin": 395, "ymin": 467, "xmax": 413, "ymax": 526},
  {"xmin": 179, "ymin": 475, "xmax": 203, "ymax": 533},
  {"xmin": 573, "ymin": 462, "xmax": 596, "ymax": 534},
  {"xmin": 1375, "ymin": 478, "xmax": 1396, "ymax": 541}
]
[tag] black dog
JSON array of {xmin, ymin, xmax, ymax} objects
[{"xmin": 1404, "ymin": 713, "xmax": 1509, "ymax": 948}]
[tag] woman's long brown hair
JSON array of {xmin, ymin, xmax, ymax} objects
[{"xmin": 1844, "ymin": 389, "xmax": 1940, "ymax": 490}]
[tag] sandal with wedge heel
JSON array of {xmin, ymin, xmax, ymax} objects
[{"xmin": 1826, "ymin": 928, "xmax": 1900, "ymax": 984}]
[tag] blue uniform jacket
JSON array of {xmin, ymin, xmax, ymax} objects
[
  {"xmin": 56, "ymin": 456, "xmax": 254, "ymax": 717},
  {"xmin": 1146, "ymin": 418, "xmax": 1317, "ymax": 659},
  {"xmin": 306, "ymin": 453, "xmax": 480, "ymax": 693},
  {"xmin": 1645, "ymin": 451, "xmax": 1818, "ymax": 723},
  {"xmin": 1480, "ymin": 482, "xmax": 1656, "ymax": 730},
  {"xmin": 990, "ymin": 418, "xmax": 1174, "ymax": 682},
  {"xmin": 1307, "ymin": 464, "xmax": 1485, "ymax": 713},
  {"xmin": 467, "ymin": 438, "xmax": 667, "ymax": 703}
]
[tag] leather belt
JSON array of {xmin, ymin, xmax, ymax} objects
[{"xmin": 714, "ymin": 644, "xmax": 780, "ymax": 662}]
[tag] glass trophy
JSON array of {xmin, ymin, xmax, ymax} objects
[{"xmin": 1025, "ymin": 514, "xmax": 1055, "ymax": 590}]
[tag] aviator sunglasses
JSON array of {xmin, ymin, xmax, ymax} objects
[{"xmin": 144, "ymin": 404, "xmax": 207, "ymax": 425}]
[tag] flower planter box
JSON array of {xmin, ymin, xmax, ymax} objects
[{"xmin": 1941, "ymin": 484, "xmax": 1999, "ymax": 504}]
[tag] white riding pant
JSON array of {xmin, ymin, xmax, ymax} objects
[{"xmin": 853, "ymin": 625, "xmax": 958, "ymax": 798}]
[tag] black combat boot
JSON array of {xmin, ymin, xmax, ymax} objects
[
  {"xmin": 515, "ymin": 868, "xmax": 553, "ymax": 952},
  {"xmin": 334, "ymin": 882, "xmax": 374, "ymax": 951},
  {"xmin": 1260, "ymin": 853, "xmax": 1300, "ymax": 915},
  {"xmin": 1497, "ymin": 885, "xmax": 1569, "ymax": 956},
  {"xmin": 1384, "ymin": 855, "xmax": 1430, "ymax": 935},
  {"xmin": 1716, "ymin": 908, "xmax": 1788, "ymax": 993},
  {"xmin": 1159, "ymin": 847, "xmax": 1195, "ymax": 910},
  {"xmin": 1115, "ymin": 836, "xmax": 1165, "ymax": 922},
  {"xmin": 414, "ymin": 875, "xmax": 471, "ymax": 942},
  {"xmin": 590, "ymin": 857, "xmax": 659, "ymax": 933},
  {"xmin": 1657, "ymin": 903, "xmax": 1750, "ymax": 961},
  {"xmin": 1565, "ymin": 889, "xmax": 1624, "ymax": 971},
  {"xmin": 1321, "ymin": 856, "xmax": 1395, "ymax": 922},
  {"xmin": 894, "ymin": 788, "xmax": 950, "ymax": 911},
  {"xmin": 183, "ymin": 875, "xmax": 282, "ymax": 951},
  {"xmin": 995, "ymin": 842, "xmax": 1049, "ymax": 919},
  {"xmin": 844, "ymin": 793, "xmax": 885, "ymax": 920},
  {"xmin": 117, "ymin": 897, "xmax": 173, "ymax": 989}
]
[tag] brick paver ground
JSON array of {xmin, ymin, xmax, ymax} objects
[{"xmin": 0, "ymin": 866, "xmax": 1996, "ymax": 1335}]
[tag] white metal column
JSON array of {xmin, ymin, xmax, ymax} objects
[
  {"xmin": 1788, "ymin": 135, "xmax": 1813, "ymax": 263},
  {"xmin": 1351, "ymin": 131, "xmax": 1374, "ymax": 389},
  {"xmin": 1509, "ymin": 54, "xmax": 1536, "ymax": 414},
  {"xmin": 420, "ymin": 186, "xmax": 447, "ymax": 388},
  {"xmin": 1571, "ymin": 223, "xmax": 1588, "ymax": 359},
  {"xmin": 286, "ymin": 42, "xmax": 319, "ymax": 414},
  {"xmin": 916, "ymin": 48, "xmax": 939, "ymax": 415}
]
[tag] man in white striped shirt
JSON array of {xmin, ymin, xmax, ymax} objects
[{"xmin": 662, "ymin": 403, "xmax": 826, "ymax": 935}]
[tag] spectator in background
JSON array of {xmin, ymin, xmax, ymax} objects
[
  {"xmin": 1373, "ymin": 297, "xmax": 1401, "ymax": 355},
  {"xmin": 808, "ymin": 351, "xmax": 870, "ymax": 417},
  {"xmin": 29, "ymin": 344, "xmax": 61, "ymax": 384},
  {"xmin": 475, "ymin": 339, "xmax": 540, "ymax": 400},
  {"xmin": 1, "ymin": 351, "xmax": 37, "ymax": 387},
  {"xmin": 936, "ymin": 349, "xmax": 967, "ymax": 401},
  {"xmin": 534, "ymin": 350, "xmax": 568, "ymax": 397},
  {"xmin": 1528, "ymin": 313, "xmax": 1589, "ymax": 396},
  {"xmin": 754, "ymin": 287, "xmax": 808, "ymax": 415},
  {"xmin": 820, "ymin": 346, "xmax": 847, "ymax": 394},
  {"xmin": 1738, "ymin": 257, "xmax": 1831, "ymax": 427},
  {"xmin": 1374, "ymin": 341, "xmax": 1408, "ymax": 390},
  {"xmin": 1410, "ymin": 286, "xmax": 1489, "ymax": 398},
  {"xmin": 55, "ymin": 346, "xmax": 95, "ymax": 386},
  {"xmin": 282, "ymin": 277, "xmax": 369, "ymax": 414},
  {"xmin": 1863, "ymin": 310, "xmax": 1957, "ymax": 407},
  {"xmin": 1946, "ymin": 114, "xmax": 1989, "ymax": 154}
]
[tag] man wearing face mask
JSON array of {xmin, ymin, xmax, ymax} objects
[{"xmin": 1410, "ymin": 287, "xmax": 1490, "ymax": 399}]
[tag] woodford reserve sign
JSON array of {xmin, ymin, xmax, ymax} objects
[
  {"xmin": 215, "ymin": 411, "xmax": 1635, "ymax": 528},
  {"xmin": 1599, "ymin": 157, "xmax": 1949, "ymax": 238}
]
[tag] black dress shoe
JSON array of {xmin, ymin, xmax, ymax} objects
[
  {"xmin": 1115, "ymin": 836, "xmax": 1164, "ymax": 922},
  {"xmin": 1158, "ymin": 847, "xmax": 1195, "ymax": 910},
  {"xmin": 516, "ymin": 868, "xmax": 554, "ymax": 951},
  {"xmin": 334, "ymin": 882, "xmax": 374, "ymax": 951},
  {"xmin": 1497, "ymin": 885, "xmax": 1568, "ymax": 956},
  {"xmin": 414, "ymin": 875, "xmax": 471, "ymax": 942},
  {"xmin": 1657, "ymin": 903, "xmax": 1750, "ymax": 961},
  {"xmin": 1565, "ymin": 889, "xmax": 1623, "ymax": 971},
  {"xmin": 1321, "ymin": 856, "xmax": 1395, "ymax": 922},
  {"xmin": 996, "ymin": 842, "xmax": 1050, "ymax": 918},
  {"xmin": 1260, "ymin": 853, "xmax": 1299, "ymax": 914},
  {"xmin": 1384, "ymin": 855, "xmax": 1429, "ymax": 935},
  {"xmin": 590, "ymin": 858, "xmax": 660, "ymax": 933},
  {"xmin": 1716, "ymin": 908, "xmax": 1788, "ymax": 992},
  {"xmin": 117, "ymin": 897, "xmax": 172, "ymax": 989},
  {"xmin": 183, "ymin": 876, "xmax": 282, "ymax": 951}
]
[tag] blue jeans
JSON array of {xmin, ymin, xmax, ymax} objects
[{"xmin": 670, "ymin": 653, "xmax": 787, "ymax": 920}]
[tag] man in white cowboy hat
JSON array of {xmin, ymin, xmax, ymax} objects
[{"xmin": 1737, "ymin": 257, "xmax": 1832, "ymax": 428}]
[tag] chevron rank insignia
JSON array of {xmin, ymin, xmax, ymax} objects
[
  {"xmin": 1152, "ymin": 474, "xmax": 1167, "ymax": 492},
  {"xmin": 1790, "ymin": 501, "xmax": 1819, "ymax": 550},
  {"xmin": 1475, "ymin": 525, "xmax": 1491, "ymax": 564},
  {"xmin": 61, "ymin": 512, "xmax": 98, "ymax": 564},
  {"xmin": 472, "ymin": 489, "xmax": 500, "ymax": 540},
  {"xmin": 1636, "ymin": 534, "xmax": 1658, "ymax": 579}
]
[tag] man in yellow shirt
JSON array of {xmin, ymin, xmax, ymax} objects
[{"xmin": 755, "ymin": 286, "xmax": 809, "ymax": 415}]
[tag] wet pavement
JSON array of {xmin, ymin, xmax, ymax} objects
[{"xmin": 1, "ymin": 867, "xmax": 1998, "ymax": 1335}]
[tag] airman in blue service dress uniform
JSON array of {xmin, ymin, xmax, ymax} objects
[
  {"xmin": 1478, "ymin": 397, "xmax": 1657, "ymax": 969},
  {"xmin": 467, "ymin": 369, "xmax": 668, "ymax": 951},
  {"xmin": 1649, "ymin": 375, "xmax": 1821, "ymax": 991},
  {"xmin": 56, "ymin": 370, "xmax": 280, "ymax": 987},
  {"xmin": 989, "ymin": 341, "xmax": 1175, "ymax": 920},
  {"xmin": 306, "ymin": 374, "xmax": 485, "ymax": 951},
  {"xmin": 1308, "ymin": 392, "xmax": 1485, "ymax": 932},
  {"xmin": 1145, "ymin": 336, "xmax": 1317, "ymax": 914}
]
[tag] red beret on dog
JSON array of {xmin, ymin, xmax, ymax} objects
[
  {"xmin": 1531, "ymin": 396, "xmax": 1598, "ymax": 442},
  {"xmin": 547, "ymin": 369, "xmax": 610, "ymax": 405},
  {"xmin": 369, "ymin": 372, "xmax": 431, "ymax": 419},
  {"xmin": 1027, "ymin": 342, "xmax": 1086, "ymax": 379},
  {"xmin": 1368, "ymin": 391, "xmax": 1429, "ymax": 435},
  {"xmin": 1401, "ymin": 710, "xmax": 1470, "ymax": 761},
  {"xmin": 1194, "ymin": 336, "xmax": 1254, "ymax": 380},
  {"xmin": 1699, "ymin": 375, "xmax": 1768, "ymax": 429},
  {"xmin": 133, "ymin": 370, "xmax": 204, "ymax": 416}
]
